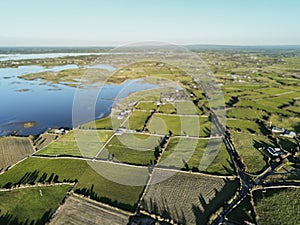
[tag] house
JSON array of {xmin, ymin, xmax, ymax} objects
[
  {"xmin": 271, "ymin": 126, "xmax": 285, "ymax": 133},
  {"xmin": 117, "ymin": 109, "xmax": 131, "ymax": 120},
  {"xmin": 281, "ymin": 130, "xmax": 296, "ymax": 138},
  {"xmin": 266, "ymin": 147, "xmax": 283, "ymax": 157},
  {"xmin": 53, "ymin": 128, "xmax": 66, "ymax": 134}
]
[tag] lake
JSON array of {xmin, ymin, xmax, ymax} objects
[
  {"xmin": 0, "ymin": 64, "xmax": 157, "ymax": 136},
  {"xmin": 0, "ymin": 53, "xmax": 114, "ymax": 62}
]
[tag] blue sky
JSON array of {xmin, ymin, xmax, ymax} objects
[{"xmin": 0, "ymin": 0, "xmax": 299, "ymax": 46}]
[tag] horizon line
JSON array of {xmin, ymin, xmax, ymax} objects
[{"xmin": 1, "ymin": 44, "xmax": 300, "ymax": 48}]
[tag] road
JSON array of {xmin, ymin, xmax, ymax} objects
[
  {"xmin": 210, "ymin": 110, "xmax": 253, "ymax": 225},
  {"xmin": 210, "ymin": 109, "xmax": 300, "ymax": 225}
]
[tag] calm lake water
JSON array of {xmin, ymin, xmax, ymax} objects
[
  {"xmin": 0, "ymin": 64, "xmax": 157, "ymax": 136},
  {"xmin": 0, "ymin": 53, "xmax": 113, "ymax": 61}
]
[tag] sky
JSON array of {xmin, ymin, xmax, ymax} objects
[{"xmin": 0, "ymin": 0, "xmax": 300, "ymax": 46}]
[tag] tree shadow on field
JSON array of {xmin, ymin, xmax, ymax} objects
[
  {"xmin": 0, "ymin": 208, "xmax": 52, "ymax": 225},
  {"xmin": 192, "ymin": 178, "xmax": 239, "ymax": 224},
  {"xmin": 253, "ymin": 140, "xmax": 272, "ymax": 150},
  {"xmin": 252, "ymin": 140, "xmax": 273, "ymax": 173},
  {"xmin": 256, "ymin": 120, "xmax": 270, "ymax": 136},
  {"xmin": 75, "ymin": 184, "xmax": 134, "ymax": 212},
  {"xmin": 292, "ymin": 122, "xmax": 300, "ymax": 133},
  {"xmin": 278, "ymin": 138, "xmax": 298, "ymax": 153},
  {"xmin": 203, "ymin": 127, "xmax": 211, "ymax": 137},
  {"xmin": 3, "ymin": 171, "xmax": 63, "ymax": 189},
  {"xmin": 226, "ymin": 96, "xmax": 239, "ymax": 107},
  {"xmin": 143, "ymin": 196, "xmax": 186, "ymax": 224},
  {"xmin": 145, "ymin": 178, "xmax": 239, "ymax": 224}
]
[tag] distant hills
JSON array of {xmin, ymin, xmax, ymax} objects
[{"xmin": 1, "ymin": 45, "xmax": 300, "ymax": 54}]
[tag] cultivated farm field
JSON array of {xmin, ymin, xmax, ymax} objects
[
  {"xmin": 0, "ymin": 136, "xmax": 34, "ymax": 170},
  {"xmin": 141, "ymin": 169, "xmax": 238, "ymax": 225},
  {"xmin": 50, "ymin": 194, "xmax": 130, "ymax": 225}
]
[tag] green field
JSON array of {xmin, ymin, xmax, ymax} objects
[
  {"xmin": 175, "ymin": 101, "xmax": 201, "ymax": 115},
  {"xmin": 0, "ymin": 157, "xmax": 146, "ymax": 212},
  {"xmin": 253, "ymin": 188, "xmax": 300, "ymax": 225},
  {"xmin": 149, "ymin": 114, "xmax": 212, "ymax": 137},
  {"xmin": 158, "ymin": 103, "xmax": 177, "ymax": 114},
  {"xmin": 35, "ymin": 130, "xmax": 114, "ymax": 158},
  {"xmin": 98, "ymin": 133, "xmax": 161, "ymax": 165},
  {"xmin": 269, "ymin": 114, "xmax": 300, "ymax": 132},
  {"xmin": 80, "ymin": 115, "xmax": 124, "ymax": 130},
  {"xmin": 227, "ymin": 107, "xmax": 267, "ymax": 120},
  {"xmin": 0, "ymin": 136, "xmax": 34, "ymax": 170},
  {"xmin": 285, "ymin": 105, "xmax": 300, "ymax": 114},
  {"xmin": 230, "ymin": 131, "xmax": 273, "ymax": 174},
  {"xmin": 141, "ymin": 169, "xmax": 239, "ymax": 225},
  {"xmin": 135, "ymin": 101, "xmax": 158, "ymax": 111},
  {"xmin": 0, "ymin": 185, "xmax": 72, "ymax": 225},
  {"xmin": 226, "ymin": 119, "xmax": 265, "ymax": 134},
  {"xmin": 4, "ymin": 48, "xmax": 300, "ymax": 224},
  {"xmin": 20, "ymin": 68, "xmax": 108, "ymax": 87},
  {"xmin": 125, "ymin": 111, "xmax": 152, "ymax": 131},
  {"xmin": 107, "ymin": 61, "xmax": 188, "ymax": 84},
  {"xmin": 236, "ymin": 99, "xmax": 293, "ymax": 116},
  {"xmin": 159, "ymin": 137, "xmax": 234, "ymax": 175}
]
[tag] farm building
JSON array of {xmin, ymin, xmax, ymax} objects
[
  {"xmin": 281, "ymin": 130, "xmax": 296, "ymax": 138},
  {"xmin": 266, "ymin": 147, "xmax": 283, "ymax": 157},
  {"xmin": 117, "ymin": 109, "xmax": 131, "ymax": 120},
  {"xmin": 271, "ymin": 126, "xmax": 285, "ymax": 133}
]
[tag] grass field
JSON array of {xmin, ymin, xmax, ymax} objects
[
  {"xmin": 227, "ymin": 107, "xmax": 267, "ymax": 120},
  {"xmin": 107, "ymin": 62, "xmax": 188, "ymax": 85},
  {"xmin": 269, "ymin": 114, "xmax": 300, "ymax": 132},
  {"xmin": 98, "ymin": 133, "xmax": 160, "ymax": 165},
  {"xmin": 159, "ymin": 137, "xmax": 234, "ymax": 175},
  {"xmin": 0, "ymin": 136, "xmax": 34, "ymax": 170},
  {"xmin": 49, "ymin": 195, "xmax": 129, "ymax": 225},
  {"xmin": 175, "ymin": 101, "xmax": 201, "ymax": 115},
  {"xmin": 135, "ymin": 101, "xmax": 158, "ymax": 111},
  {"xmin": 226, "ymin": 119, "xmax": 264, "ymax": 134},
  {"xmin": 141, "ymin": 169, "xmax": 239, "ymax": 225},
  {"xmin": 125, "ymin": 111, "xmax": 152, "ymax": 131},
  {"xmin": 158, "ymin": 103, "xmax": 176, "ymax": 114},
  {"xmin": 35, "ymin": 130, "xmax": 114, "ymax": 158},
  {"xmin": 253, "ymin": 188, "xmax": 300, "ymax": 225},
  {"xmin": 149, "ymin": 114, "xmax": 212, "ymax": 137},
  {"xmin": 0, "ymin": 157, "xmax": 146, "ymax": 212},
  {"xmin": 236, "ymin": 99, "xmax": 293, "ymax": 116},
  {"xmin": 20, "ymin": 68, "xmax": 108, "ymax": 86},
  {"xmin": 230, "ymin": 131, "xmax": 273, "ymax": 174},
  {"xmin": 0, "ymin": 185, "xmax": 72, "ymax": 225},
  {"xmin": 284, "ymin": 105, "xmax": 300, "ymax": 114},
  {"xmin": 79, "ymin": 115, "xmax": 124, "ymax": 130},
  {"xmin": 258, "ymin": 87, "xmax": 291, "ymax": 95}
]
